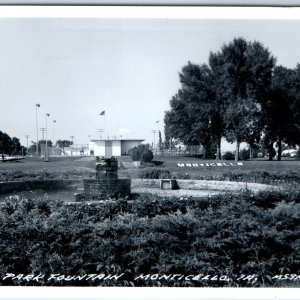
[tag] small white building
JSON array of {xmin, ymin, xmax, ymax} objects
[{"xmin": 88, "ymin": 139, "xmax": 144, "ymax": 157}]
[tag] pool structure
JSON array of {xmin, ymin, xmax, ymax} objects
[
  {"xmin": 0, "ymin": 177, "xmax": 281, "ymax": 204},
  {"xmin": 0, "ymin": 157, "xmax": 281, "ymax": 203}
]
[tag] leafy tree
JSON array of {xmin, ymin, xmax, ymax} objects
[
  {"xmin": 262, "ymin": 66, "xmax": 298, "ymax": 160},
  {"xmin": 56, "ymin": 140, "xmax": 73, "ymax": 148},
  {"xmin": 0, "ymin": 131, "xmax": 22, "ymax": 155},
  {"xmin": 164, "ymin": 62, "xmax": 220, "ymax": 159},
  {"xmin": 130, "ymin": 144, "xmax": 153, "ymax": 162},
  {"xmin": 38, "ymin": 140, "xmax": 53, "ymax": 147},
  {"xmin": 0, "ymin": 131, "xmax": 12, "ymax": 155},
  {"xmin": 28, "ymin": 142, "xmax": 37, "ymax": 155},
  {"xmin": 37, "ymin": 140, "xmax": 53, "ymax": 156},
  {"xmin": 209, "ymin": 38, "xmax": 276, "ymax": 161},
  {"xmin": 290, "ymin": 64, "xmax": 300, "ymax": 145},
  {"xmin": 11, "ymin": 137, "xmax": 22, "ymax": 155}
]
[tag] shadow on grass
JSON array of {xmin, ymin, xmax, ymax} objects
[{"xmin": 142, "ymin": 160, "xmax": 164, "ymax": 167}]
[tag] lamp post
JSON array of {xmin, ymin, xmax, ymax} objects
[
  {"xmin": 40, "ymin": 128, "xmax": 45, "ymax": 140},
  {"xmin": 25, "ymin": 135, "xmax": 29, "ymax": 156},
  {"xmin": 70, "ymin": 136, "xmax": 74, "ymax": 156},
  {"xmin": 52, "ymin": 120, "xmax": 56, "ymax": 147},
  {"xmin": 45, "ymin": 113, "xmax": 50, "ymax": 162},
  {"xmin": 35, "ymin": 104, "xmax": 40, "ymax": 156},
  {"xmin": 152, "ymin": 130, "xmax": 157, "ymax": 152},
  {"xmin": 156, "ymin": 120, "xmax": 160, "ymax": 151}
]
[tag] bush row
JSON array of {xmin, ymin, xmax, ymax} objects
[
  {"xmin": 170, "ymin": 171, "xmax": 300, "ymax": 184},
  {"xmin": 0, "ymin": 170, "xmax": 94, "ymax": 182},
  {"xmin": 141, "ymin": 167, "xmax": 300, "ymax": 184},
  {"xmin": 0, "ymin": 189, "xmax": 299, "ymax": 287}
]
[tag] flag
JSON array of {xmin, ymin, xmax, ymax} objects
[
  {"xmin": 100, "ymin": 111, "xmax": 105, "ymax": 116},
  {"xmin": 156, "ymin": 120, "xmax": 159, "ymax": 123}
]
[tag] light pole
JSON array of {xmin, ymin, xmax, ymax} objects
[
  {"xmin": 100, "ymin": 110, "xmax": 105, "ymax": 138},
  {"xmin": 25, "ymin": 135, "xmax": 29, "ymax": 156},
  {"xmin": 52, "ymin": 120, "xmax": 56, "ymax": 147},
  {"xmin": 45, "ymin": 113, "xmax": 50, "ymax": 162},
  {"xmin": 40, "ymin": 128, "xmax": 46, "ymax": 140},
  {"xmin": 70, "ymin": 136, "xmax": 74, "ymax": 156},
  {"xmin": 35, "ymin": 104, "xmax": 40, "ymax": 156},
  {"xmin": 152, "ymin": 130, "xmax": 157, "ymax": 152},
  {"xmin": 156, "ymin": 120, "xmax": 160, "ymax": 150}
]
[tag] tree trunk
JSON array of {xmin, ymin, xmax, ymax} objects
[
  {"xmin": 249, "ymin": 145, "xmax": 253, "ymax": 160},
  {"xmin": 216, "ymin": 137, "xmax": 221, "ymax": 160},
  {"xmin": 203, "ymin": 146, "xmax": 207, "ymax": 159},
  {"xmin": 277, "ymin": 139, "xmax": 282, "ymax": 161},
  {"xmin": 268, "ymin": 143, "xmax": 273, "ymax": 161},
  {"xmin": 262, "ymin": 146, "xmax": 266, "ymax": 158},
  {"xmin": 235, "ymin": 141, "xmax": 240, "ymax": 162}
]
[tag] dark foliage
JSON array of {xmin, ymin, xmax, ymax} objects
[
  {"xmin": 0, "ymin": 189, "xmax": 299, "ymax": 287},
  {"xmin": 130, "ymin": 144, "xmax": 153, "ymax": 162},
  {"xmin": 0, "ymin": 170, "xmax": 94, "ymax": 182},
  {"xmin": 0, "ymin": 131, "xmax": 22, "ymax": 156},
  {"xmin": 239, "ymin": 149, "xmax": 250, "ymax": 160},
  {"xmin": 222, "ymin": 151, "xmax": 235, "ymax": 160},
  {"xmin": 138, "ymin": 167, "xmax": 171, "ymax": 179}
]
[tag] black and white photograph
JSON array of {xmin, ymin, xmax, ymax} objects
[{"xmin": 0, "ymin": 6, "xmax": 299, "ymax": 294}]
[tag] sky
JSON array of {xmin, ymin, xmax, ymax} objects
[{"xmin": 1, "ymin": 12, "xmax": 300, "ymax": 148}]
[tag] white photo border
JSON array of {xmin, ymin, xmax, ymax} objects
[{"xmin": 0, "ymin": 5, "xmax": 299, "ymax": 300}]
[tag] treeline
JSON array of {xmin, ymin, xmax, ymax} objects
[
  {"xmin": 0, "ymin": 131, "xmax": 71, "ymax": 156},
  {"xmin": 27, "ymin": 140, "xmax": 74, "ymax": 155},
  {"xmin": 164, "ymin": 37, "xmax": 300, "ymax": 161},
  {"xmin": 0, "ymin": 131, "xmax": 22, "ymax": 156}
]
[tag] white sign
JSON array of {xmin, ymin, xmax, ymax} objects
[{"xmin": 177, "ymin": 162, "xmax": 244, "ymax": 168}]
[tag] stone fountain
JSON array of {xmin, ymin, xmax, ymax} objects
[{"xmin": 75, "ymin": 156, "xmax": 131, "ymax": 201}]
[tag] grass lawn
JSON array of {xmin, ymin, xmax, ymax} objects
[
  {"xmin": 0, "ymin": 155, "xmax": 299, "ymax": 184},
  {"xmin": 156, "ymin": 156, "xmax": 300, "ymax": 175},
  {"xmin": 0, "ymin": 156, "xmax": 94, "ymax": 172}
]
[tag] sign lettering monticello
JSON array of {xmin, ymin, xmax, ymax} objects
[{"xmin": 177, "ymin": 162, "xmax": 244, "ymax": 168}]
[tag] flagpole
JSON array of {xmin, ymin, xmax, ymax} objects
[
  {"xmin": 156, "ymin": 120, "xmax": 160, "ymax": 150},
  {"xmin": 100, "ymin": 111, "xmax": 106, "ymax": 139},
  {"xmin": 104, "ymin": 114, "xmax": 106, "ymax": 139}
]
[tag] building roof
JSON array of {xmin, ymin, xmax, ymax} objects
[{"xmin": 90, "ymin": 139, "xmax": 145, "ymax": 142}]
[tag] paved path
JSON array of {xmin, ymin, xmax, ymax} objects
[{"xmin": 132, "ymin": 187, "xmax": 222, "ymax": 198}]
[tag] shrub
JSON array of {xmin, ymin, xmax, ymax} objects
[
  {"xmin": 222, "ymin": 151, "xmax": 235, "ymax": 160},
  {"xmin": 140, "ymin": 149, "xmax": 154, "ymax": 163},
  {"xmin": 138, "ymin": 167, "xmax": 171, "ymax": 179},
  {"xmin": 1, "ymin": 190, "xmax": 299, "ymax": 287},
  {"xmin": 130, "ymin": 144, "xmax": 153, "ymax": 162},
  {"xmin": 239, "ymin": 148, "xmax": 250, "ymax": 160}
]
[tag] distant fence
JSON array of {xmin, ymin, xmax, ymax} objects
[
  {"xmin": 154, "ymin": 146, "xmax": 202, "ymax": 156},
  {"xmin": 39, "ymin": 144, "xmax": 89, "ymax": 156}
]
